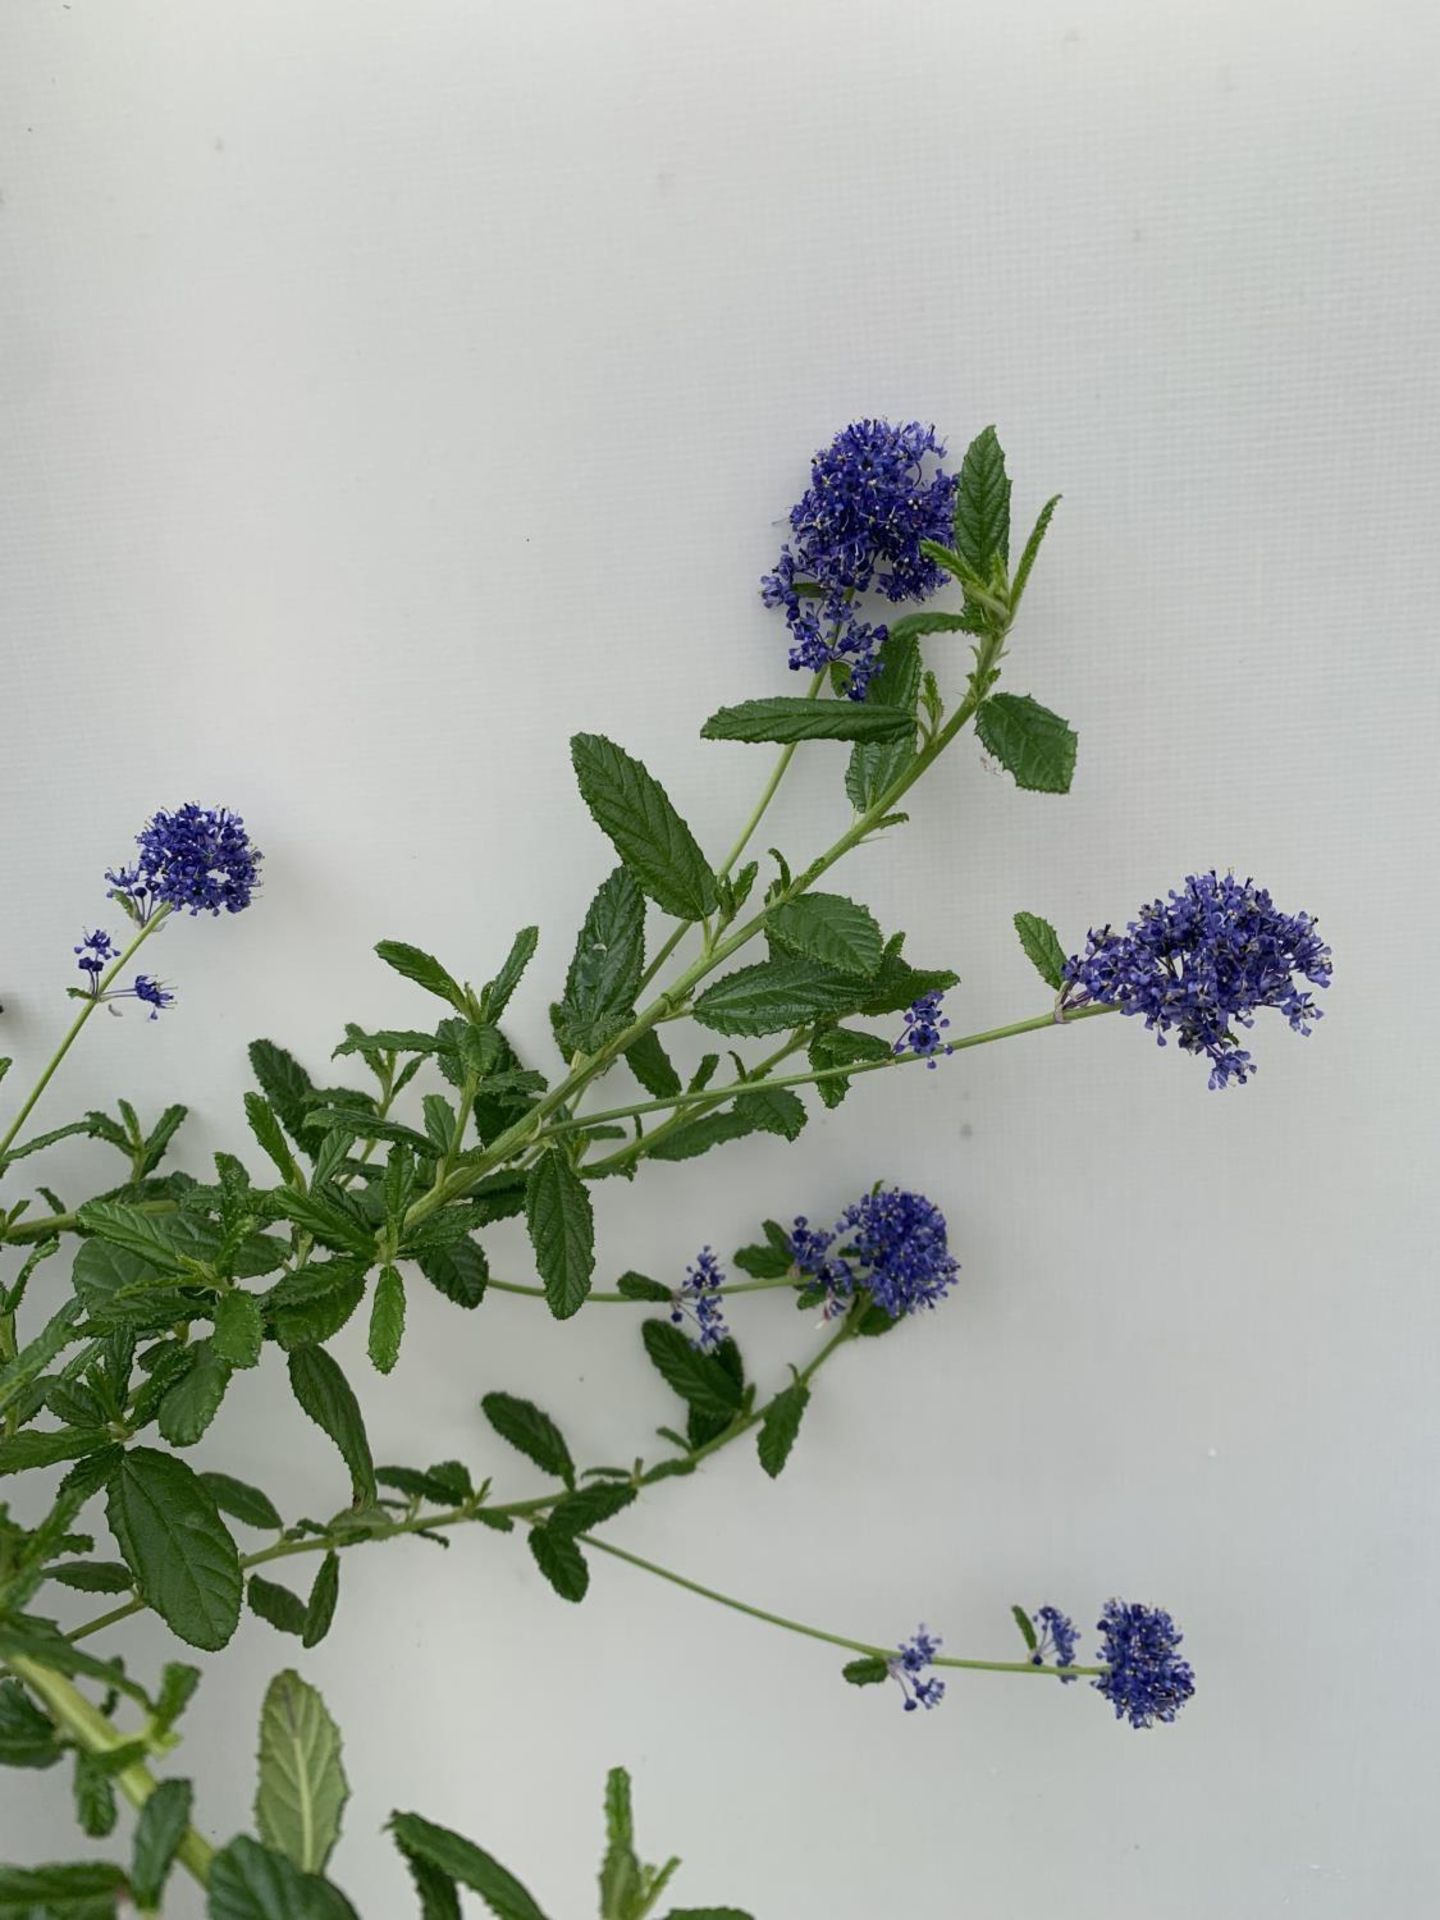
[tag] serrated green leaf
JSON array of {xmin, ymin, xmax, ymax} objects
[
  {"xmin": 286, "ymin": 1348, "xmax": 376, "ymax": 1506},
  {"xmin": 45, "ymin": 1559, "xmax": 133, "ymax": 1594},
  {"xmin": 647, "ymin": 1086, "xmax": 805, "ymax": 1164},
  {"xmin": 614, "ymin": 1271, "xmax": 673, "ymax": 1303},
  {"xmin": 106, "ymin": 1448, "xmax": 243, "ymax": 1651},
  {"xmin": 158, "ymin": 1341, "xmax": 233, "ymax": 1447},
  {"xmin": 1010, "ymin": 494, "xmax": 1061, "ymax": 608},
  {"xmin": 414, "ymin": 1237, "xmax": 489, "ymax": 1309},
  {"xmin": 0, "ymin": 1426, "xmax": 113, "ymax": 1476},
  {"xmin": 1013, "ymin": 912, "xmax": 1068, "ymax": 990},
  {"xmin": 807, "ymin": 1026, "xmax": 893, "ymax": 1109},
  {"xmin": 367, "ymin": 1265, "xmax": 406, "ymax": 1374},
  {"xmin": 480, "ymin": 1392, "xmax": 574, "ymax": 1487},
  {"xmin": 131, "ymin": 1776, "xmax": 195, "ymax": 1909},
  {"xmin": 845, "ymin": 633, "xmax": 922, "ymax": 811},
  {"xmin": 0, "ymin": 1297, "xmax": 85, "ymax": 1417},
  {"xmin": 527, "ymin": 1522, "xmax": 589, "ymax": 1602},
  {"xmin": 0, "ymin": 1860, "xmax": 128, "ymax": 1916},
  {"xmin": 373, "ymin": 941, "xmax": 468, "ymax": 1012},
  {"xmin": 249, "ymin": 1041, "xmax": 317, "ymax": 1145},
  {"xmin": 302, "ymin": 1553, "xmax": 340, "ymax": 1649},
  {"xmin": 390, "ymin": 1811, "xmax": 552, "ymax": 1920},
  {"xmin": 841, "ymin": 1655, "xmax": 890, "ymax": 1687},
  {"xmin": 245, "ymin": 1093, "xmax": 301, "ymax": 1184},
  {"xmin": 623, "ymin": 1029, "xmax": 681, "ymax": 1098},
  {"xmin": 700, "ymin": 699, "xmax": 914, "ymax": 744},
  {"xmin": 525, "ymin": 1151, "xmax": 594, "ymax": 1320},
  {"xmin": 77, "ymin": 1200, "xmax": 188, "ymax": 1271},
  {"xmin": 1011, "ymin": 1604, "xmax": 1038, "ymax": 1654},
  {"xmin": 846, "ymin": 942, "xmax": 960, "ymax": 1017},
  {"xmin": 599, "ymin": 1767, "xmax": 640, "ymax": 1920},
  {"xmin": 249, "ymin": 1575, "xmax": 309, "ymax": 1638},
  {"xmin": 202, "ymin": 1471, "xmax": 283, "ymax": 1532},
  {"xmin": 691, "ymin": 955, "xmax": 870, "ymax": 1037},
  {"xmin": 558, "ymin": 868, "xmax": 645, "ymax": 1054},
  {"xmin": 264, "ymin": 1261, "xmax": 368, "ymax": 1352},
  {"xmin": 975, "ymin": 694, "xmax": 1076, "ymax": 794},
  {"xmin": 570, "ymin": 734, "xmax": 716, "ymax": 921},
  {"xmin": 207, "ymin": 1833, "xmax": 359, "ymax": 1919},
  {"xmin": 757, "ymin": 1380, "xmax": 810, "ymax": 1478},
  {"xmin": 0, "ymin": 1676, "xmax": 63, "ymax": 1769},
  {"xmin": 768, "ymin": 893, "xmax": 883, "ymax": 976},
  {"xmin": 641, "ymin": 1321, "xmax": 743, "ymax": 1423},
  {"xmin": 256, "ymin": 1670, "xmax": 350, "ymax": 1874},
  {"xmin": 213, "ymin": 1290, "xmax": 265, "ymax": 1369},
  {"xmin": 954, "ymin": 424, "xmax": 1010, "ymax": 574},
  {"xmin": 547, "ymin": 1483, "xmax": 636, "ymax": 1536},
  {"xmin": 481, "ymin": 926, "xmax": 540, "ymax": 1021}
]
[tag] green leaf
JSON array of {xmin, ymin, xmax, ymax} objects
[
  {"xmin": 885, "ymin": 609, "xmax": 988, "ymax": 643},
  {"xmin": 700, "ymin": 699, "xmax": 914, "ymax": 744},
  {"xmin": 78, "ymin": 1200, "xmax": 188, "ymax": 1272},
  {"xmin": 807, "ymin": 1026, "xmax": 892, "ymax": 1109},
  {"xmin": 158, "ymin": 1340, "xmax": 233, "ymax": 1447},
  {"xmin": 1010, "ymin": 494, "xmax": 1061, "ymax": 608},
  {"xmin": 528, "ymin": 1522, "xmax": 589, "ymax": 1602},
  {"xmin": 1013, "ymin": 912, "xmax": 1068, "ymax": 990},
  {"xmin": 368, "ymin": 1265, "xmax": 406, "ymax": 1374},
  {"xmin": 249, "ymin": 1041, "xmax": 317, "ymax": 1144},
  {"xmin": 415, "ymin": 1238, "xmax": 489, "ymax": 1309},
  {"xmin": 757, "ymin": 1380, "xmax": 810, "ymax": 1478},
  {"xmin": 390, "ymin": 1811, "xmax": 552, "ymax": 1920},
  {"xmin": 570, "ymin": 733, "xmax": 717, "ymax": 920},
  {"xmin": 265, "ymin": 1261, "xmax": 368, "ymax": 1351},
  {"xmin": 547, "ymin": 1483, "xmax": 636, "ymax": 1536},
  {"xmin": 641, "ymin": 1321, "xmax": 743, "ymax": 1423},
  {"xmin": 373, "ymin": 941, "xmax": 468, "ymax": 1013},
  {"xmin": 286, "ymin": 1348, "xmax": 376, "ymax": 1506},
  {"xmin": 975, "ymin": 694, "xmax": 1077, "ymax": 794},
  {"xmin": 106, "ymin": 1448, "xmax": 243, "ymax": 1651},
  {"xmin": 131, "ymin": 1776, "xmax": 195, "ymax": 1910},
  {"xmin": 302, "ymin": 1553, "xmax": 340, "ymax": 1649},
  {"xmin": 845, "ymin": 633, "xmax": 922, "ymax": 811},
  {"xmin": 691, "ymin": 956, "xmax": 870, "ymax": 1037},
  {"xmin": 71, "ymin": 1236, "xmax": 191, "ymax": 1330},
  {"xmin": 0, "ymin": 1426, "xmax": 113, "ymax": 1476},
  {"xmin": 558, "ymin": 868, "xmax": 645, "ymax": 1052},
  {"xmin": 731, "ymin": 1223, "xmax": 792, "ymax": 1279},
  {"xmin": 480, "ymin": 926, "xmax": 540, "ymax": 1021},
  {"xmin": 615, "ymin": 1271, "xmax": 673, "ymax": 1303},
  {"xmin": 245, "ymin": 1093, "xmax": 302, "ymax": 1184},
  {"xmin": 0, "ymin": 1861, "xmax": 128, "ymax": 1917},
  {"xmin": 0, "ymin": 1297, "xmax": 85, "ymax": 1418},
  {"xmin": 525, "ymin": 1151, "xmax": 594, "ymax": 1320},
  {"xmin": 953, "ymin": 424, "xmax": 1010, "ymax": 574},
  {"xmin": 73, "ymin": 1747, "xmax": 118, "ymax": 1837},
  {"xmin": 45, "ymin": 1560, "xmax": 133, "ymax": 1593},
  {"xmin": 207, "ymin": 1834, "xmax": 359, "ymax": 1919},
  {"xmin": 599, "ymin": 1767, "xmax": 641, "ymax": 1920},
  {"xmin": 0, "ymin": 1676, "xmax": 63, "ymax": 1768},
  {"xmin": 846, "ymin": 941, "xmax": 960, "ymax": 1017},
  {"xmin": 256, "ymin": 1670, "xmax": 350, "ymax": 1874},
  {"xmin": 647, "ymin": 1087, "xmax": 805, "ymax": 1163},
  {"xmin": 768, "ymin": 893, "xmax": 883, "ymax": 976},
  {"xmin": 249, "ymin": 1575, "xmax": 309, "ymax": 1637},
  {"xmin": 269, "ymin": 1192, "xmax": 375, "ymax": 1260},
  {"xmin": 213, "ymin": 1290, "xmax": 265, "ymax": 1369},
  {"xmin": 1011, "ymin": 1604, "xmax": 1038, "ymax": 1654},
  {"xmin": 623, "ymin": 1028, "xmax": 681, "ymax": 1098},
  {"xmin": 480, "ymin": 1392, "xmax": 574, "ymax": 1487},
  {"xmin": 841, "ymin": 1655, "xmax": 889, "ymax": 1687},
  {"xmin": 201, "ymin": 1472, "xmax": 283, "ymax": 1532}
]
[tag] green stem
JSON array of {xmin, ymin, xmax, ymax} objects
[
  {"xmin": 0, "ymin": 911, "xmax": 170, "ymax": 1161},
  {"xmin": 483, "ymin": 1272, "xmax": 797, "ymax": 1304},
  {"xmin": 5, "ymin": 1653, "xmax": 215, "ymax": 1883},
  {"xmin": 715, "ymin": 668, "xmax": 826, "ymax": 882}
]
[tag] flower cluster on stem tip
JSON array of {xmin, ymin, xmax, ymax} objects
[
  {"xmin": 72, "ymin": 929, "xmax": 118, "ymax": 992},
  {"xmin": 1032, "ymin": 1604, "xmax": 1079, "ymax": 1681},
  {"xmin": 107, "ymin": 802, "xmax": 262, "ymax": 921},
  {"xmin": 1093, "ymin": 1600, "xmax": 1196, "ymax": 1729},
  {"xmin": 761, "ymin": 420, "xmax": 956, "ymax": 699},
  {"xmin": 891, "ymin": 1625, "xmax": 946, "ymax": 1712},
  {"xmin": 671, "ymin": 1246, "xmax": 729, "ymax": 1353},
  {"xmin": 789, "ymin": 1186, "xmax": 959, "ymax": 1320},
  {"xmin": 1062, "ymin": 871, "xmax": 1332, "ymax": 1089},
  {"xmin": 895, "ymin": 990, "xmax": 952, "ymax": 1066}
]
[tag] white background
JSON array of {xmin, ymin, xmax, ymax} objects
[{"xmin": 2, "ymin": 4, "xmax": 1438, "ymax": 1915}]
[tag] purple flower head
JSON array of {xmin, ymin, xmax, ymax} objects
[
  {"xmin": 895, "ymin": 990, "xmax": 952, "ymax": 1067},
  {"xmin": 836, "ymin": 1186, "xmax": 959, "ymax": 1319},
  {"xmin": 74, "ymin": 929, "xmax": 119, "ymax": 991},
  {"xmin": 671, "ymin": 1246, "xmax": 728, "ymax": 1354},
  {"xmin": 108, "ymin": 805, "xmax": 262, "ymax": 922},
  {"xmin": 890, "ymin": 1624, "xmax": 946, "ymax": 1713},
  {"xmin": 1063, "ymin": 871, "xmax": 1331, "ymax": 1089},
  {"xmin": 130, "ymin": 976, "xmax": 175, "ymax": 1019},
  {"xmin": 761, "ymin": 420, "xmax": 955, "ymax": 701},
  {"xmin": 1093, "ymin": 1600, "xmax": 1195, "ymax": 1729},
  {"xmin": 1032, "ymin": 1604, "xmax": 1080, "ymax": 1681}
]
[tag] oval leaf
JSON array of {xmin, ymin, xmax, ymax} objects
[
  {"xmin": 256, "ymin": 1670, "xmax": 350, "ymax": 1875},
  {"xmin": 106, "ymin": 1448, "xmax": 243, "ymax": 1651}
]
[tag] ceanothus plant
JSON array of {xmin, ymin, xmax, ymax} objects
[{"xmin": 0, "ymin": 424, "xmax": 1327, "ymax": 1916}]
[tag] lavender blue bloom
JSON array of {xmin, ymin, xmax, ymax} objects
[
  {"xmin": 761, "ymin": 420, "xmax": 956, "ymax": 700},
  {"xmin": 891, "ymin": 1624, "xmax": 946, "ymax": 1712},
  {"xmin": 1063, "ymin": 871, "xmax": 1332, "ymax": 1089},
  {"xmin": 107, "ymin": 805, "xmax": 262, "ymax": 921},
  {"xmin": 1032, "ymin": 1604, "xmax": 1080, "ymax": 1681},
  {"xmin": 895, "ymin": 990, "xmax": 952, "ymax": 1067},
  {"xmin": 74, "ymin": 930, "xmax": 118, "ymax": 991},
  {"xmin": 788, "ymin": 1187, "xmax": 959, "ymax": 1320},
  {"xmin": 130, "ymin": 976, "xmax": 176, "ymax": 1019},
  {"xmin": 671, "ymin": 1246, "xmax": 729, "ymax": 1353},
  {"xmin": 1093, "ymin": 1600, "xmax": 1195, "ymax": 1729}
]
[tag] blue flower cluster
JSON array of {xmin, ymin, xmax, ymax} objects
[
  {"xmin": 671, "ymin": 1246, "xmax": 729, "ymax": 1354},
  {"xmin": 761, "ymin": 420, "xmax": 956, "ymax": 700},
  {"xmin": 891, "ymin": 1625, "xmax": 946, "ymax": 1712},
  {"xmin": 1032, "ymin": 1604, "xmax": 1079, "ymax": 1681},
  {"xmin": 1063, "ymin": 871, "xmax": 1332, "ymax": 1089},
  {"xmin": 789, "ymin": 1186, "xmax": 959, "ymax": 1320},
  {"xmin": 73, "ymin": 929, "xmax": 118, "ymax": 992},
  {"xmin": 1093, "ymin": 1599, "xmax": 1195, "ymax": 1729},
  {"xmin": 895, "ymin": 990, "xmax": 952, "ymax": 1067},
  {"xmin": 108, "ymin": 804, "xmax": 262, "ymax": 922}
]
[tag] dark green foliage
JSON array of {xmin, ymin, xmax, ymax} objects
[
  {"xmin": 480, "ymin": 1393, "xmax": 575, "ymax": 1487},
  {"xmin": 130, "ymin": 1777, "xmax": 195, "ymax": 1911},
  {"xmin": 953, "ymin": 424, "xmax": 1011, "ymax": 575},
  {"xmin": 570, "ymin": 734, "xmax": 717, "ymax": 921},
  {"xmin": 1013, "ymin": 912, "xmax": 1068, "ymax": 989},
  {"xmin": 841, "ymin": 1655, "xmax": 889, "ymax": 1687},
  {"xmin": 528, "ymin": 1523, "xmax": 590, "ymax": 1602},
  {"xmin": 106, "ymin": 1449, "xmax": 243, "ymax": 1651},
  {"xmin": 641, "ymin": 1322, "xmax": 743, "ymax": 1424},
  {"xmin": 525, "ymin": 1151, "xmax": 594, "ymax": 1319},
  {"xmin": 390, "ymin": 1810, "xmax": 552, "ymax": 1920},
  {"xmin": 975, "ymin": 694, "xmax": 1077, "ymax": 793},
  {"xmin": 757, "ymin": 1381, "xmax": 810, "ymax": 1478},
  {"xmin": 286, "ymin": 1349, "xmax": 376, "ymax": 1506},
  {"xmin": 700, "ymin": 699, "xmax": 914, "ymax": 744}
]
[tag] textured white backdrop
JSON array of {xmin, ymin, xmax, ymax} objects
[{"xmin": 2, "ymin": 3, "xmax": 1438, "ymax": 1915}]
